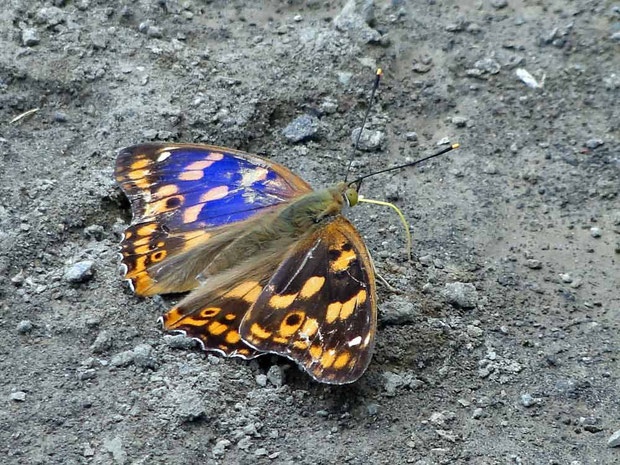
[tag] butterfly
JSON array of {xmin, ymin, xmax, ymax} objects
[{"xmin": 115, "ymin": 143, "xmax": 377, "ymax": 384}]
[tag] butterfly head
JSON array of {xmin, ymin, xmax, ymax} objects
[{"xmin": 335, "ymin": 181, "xmax": 359, "ymax": 208}]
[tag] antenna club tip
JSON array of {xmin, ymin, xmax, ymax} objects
[
  {"xmin": 376, "ymin": 68, "xmax": 383, "ymax": 76},
  {"xmin": 452, "ymin": 143, "xmax": 460, "ymax": 149}
]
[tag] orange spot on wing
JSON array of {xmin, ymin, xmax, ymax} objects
[
  {"xmin": 300, "ymin": 318, "xmax": 319, "ymax": 338},
  {"xmin": 200, "ymin": 307, "xmax": 221, "ymax": 318},
  {"xmin": 250, "ymin": 323, "xmax": 272, "ymax": 339},
  {"xmin": 272, "ymin": 336, "xmax": 288, "ymax": 344},
  {"xmin": 224, "ymin": 313, "xmax": 237, "ymax": 321},
  {"xmin": 333, "ymin": 351, "xmax": 351, "ymax": 369},
  {"xmin": 151, "ymin": 250, "xmax": 166, "ymax": 262},
  {"xmin": 293, "ymin": 341, "xmax": 309, "ymax": 350},
  {"xmin": 208, "ymin": 321, "xmax": 228, "ymax": 335},
  {"xmin": 128, "ymin": 169, "xmax": 149, "ymax": 180},
  {"xmin": 299, "ymin": 276, "xmax": 325, "ymax": 299},
  {"xmin": 131, "ymin": 159, "xmax": 150, "ymax": 170},
  {"xmin": 340, "ymin": 290, "xmax": 366, "ymax": 320},
  {"xmin": 279, "ymin": 311, "xmax": 305, "ymax": 337},
  {"xmin": 137, "ymin": 224, "xmax": 157, "ymax": 236},
  {"xmin": 309, "ymin": 345, "xmax": 323, "ymax": 360},
  {"xmin": 269, "ymin": 293, "xmax": 298, "ymax": 309},
  {"xmin": 320, "ymin": 349, "xmax": 337, "ymax": 368},
  {"xmin": 225, "ymin": 330, "xmax": 241, "ymax": 344},
  {"xmin": 330, "ymin": 249, "xmax": 357, "ymax": 272},
  {"xmin": 326, "ymin": 302, "xmax": 342, "ymax": 324}
]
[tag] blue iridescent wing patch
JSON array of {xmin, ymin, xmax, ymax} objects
[{"xmin": 115, "ymin": 143, "xmax": 312, "ymax": 295}]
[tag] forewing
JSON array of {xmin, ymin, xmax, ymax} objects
[
  {"xmin": 239, "ymin": 216, "xmax": 377, "ymax": 384},
  {"xmin": 115, "ymin": 143, "xmax": 312, "ymax": 295}
]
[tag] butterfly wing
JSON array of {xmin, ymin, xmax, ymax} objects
[
  {"xmin": 239, "ymin": 216, "xmax": 377, "ymax": 384},
  {"xmin": 115, "ymin": 143, "xmax": 312, "ymax": 295}
]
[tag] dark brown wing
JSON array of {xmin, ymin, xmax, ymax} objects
[{"xmin": 239, "ymin": 216, "xmax": 377, "ymax": 384}]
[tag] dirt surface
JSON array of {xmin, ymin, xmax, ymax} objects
[{"xmin": 1, "ymin": 0, "xmax": 619, "ymax": 464}]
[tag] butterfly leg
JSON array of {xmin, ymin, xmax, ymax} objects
[{"xmin": 376, "ymin": 272, "xmax": 402, "ymax": 294}]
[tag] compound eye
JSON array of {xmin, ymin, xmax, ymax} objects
[{"xmin": 344, "ymin": 187, "xmax": 358, "ymax": 207}]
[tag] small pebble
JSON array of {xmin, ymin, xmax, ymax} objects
[
  {"xmin": 442, "ymin": 282, "xmax": 479, "ymax": 309},
  {"xmin": 559, "ymin": 273, "xmax": 573, "ymax": 284},
  {"xmin": 472, "ymin": 408, "xmax": 483, "ymax": 419},
  {"xmin": 405, "ymin": 131, "xmax": 418, "ymax": 141},
  {"xmin": 64, "ymin": 261, "xmax": 95, "ymax": 283},
  {"xmin": 91, "ymin": 330, "xmax": 113, "ymax": 354},
  {"xmin": 212, "ymin": 439, "xmax": 231, "ymax": 457},
  {"xmin": 133, "ymin": 344, "xmax": 157, "ymax": 369},
  {"xmin": 256, "ymin": 374, "xmax": 268, "ymax": 387},
  {"xmin": 520, "ymin": 393, "xmax": 536, "ymax": 407},
  {"xmin": 490, "ymin": 0, "xmax": 508, "ymax": 9},
  {"xmin": 110, "ymin": 350, "xmax": 135, "ymax": 367},
  {"xmin": 17, "ymin": 320, "xmax": 34, "ymax": 334},
  {"xmin": 22, "ymin": 29, "xmax": 40, "ymax": 46},
  {"xmin": 608, "ymin": 429, "xmax": 620, "ymax": 448},
  {"xmin": 590, "ymin": 227, "xmax": 601, "ymax": 238},
  {"xmin": 525, "ymin": 259, "xmax": 542, "ymax": 269},
  {"xmin": 267, "ymin": 365, "xmax": 284, "ymax": 387},
  {"xmin": 585, "ymin": 138, "xmax": 604, "ymax": 149},
  {"xmin": 350, "ymin": 127, "xmax": 385, "ymax": 151},
  {"xmin": 282, "ymin": 114, "xmax": 320, "ymax": 143},
  {"xmin": 452, "ymin": 116, "xmax": 468, "ymax": 127},
  {"xmin": 10, "ymin": 391, "xmax": 27, "ymax": 402}
]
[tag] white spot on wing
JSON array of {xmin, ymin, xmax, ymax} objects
[
  {"xmin": 348, "ymin": 336, "xmax": 362, "ymax": 347},
  {"xmin": 157, "ymin": 151, "xmax": 171, "ymax": 162}
]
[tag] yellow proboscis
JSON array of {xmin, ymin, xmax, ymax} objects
[{"xmin": 358, "ymin": 196, "xmax": 412, "ymax": 260}]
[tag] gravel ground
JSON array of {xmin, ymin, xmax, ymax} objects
[{"xmin": 1, "ymin": 1, "xmax": 619, "ymax": 464}]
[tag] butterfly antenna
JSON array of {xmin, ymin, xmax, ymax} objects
[
  {"xmin": 351, "ymin": 143, "xmax": 460, "ymax": 189},
  {"xmin": 344, "ymin": 68, "xmax": 383, "ymax": 183}
]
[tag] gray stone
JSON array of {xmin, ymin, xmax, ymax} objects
[
  {"xmin": 475, "ymin": 58, "xmax": 501, "ymax": 74},
  {"xmin": 213, "ymin": 439, "xmax": 231, "ymax": 457},
  {"xmin": 256, "ymin": 374, "xmax": 268, "ymax": 387},
  {"xmin": 282, "ymin": 114, "xmax": 320, "ymax": 143},
  {"xmin": 17, "ymin": 320, "xmax": 33, "ymax": 334},
  {"xmin": 36, "ymin": 7, "xmax": 65, "ymax": 26},
  {"xmin": 334, "ymin": 0, "xmax": 381, "ymax": 43},
  {"xmin": 559, "ymin": 273, "xmax": 573, "ymax": 283},
  {"xmin": 490, "ymin": 0, "xmax": 508, "ymax": 9},
  {"xmin": 10, "ymin": 391, "xmax": 26, "ymax": 402},
  {"xmin": 164, "ymin": 334, "xmax": 198, "ymax": 349},
  {"xmin": 590, "ymin": 227, "xmax": 601, "ymax": 238},
  {"xmin": 176, "ymin": 391, "xmax": 207, "ymax": 422},
  {"xmin": 91, "ymin": 330, "xmax": 113, "ymax": 353},
  {"xmin": 608, "ymin": 429, "xmax": 620, "ymax": 448},
  {"xmin": 405, "ymin": 131, "xmax": 418, "ymax": 141},
  {"xmin": 351, "ymin": 127, "xmax": 385, "ymax": 151},
  {"xmin": 53, "ymin": 111, "xmax": 68, "ymax": 123},
  {"xmin": 133, "ymin": 344, "xmax": 157, "ymax": 369},
  {"xmin": 337, "ymin": 71, "xmax": 353, "ymax": 85},
  {"xmin": 21, "ymin": 29, "xmax": 40, "ymax": 46},
  {"xmin": 267, "ymin": 365, "xmax": 284, "ymax": 387},
  {"xmin": 366, "ymin": 403, "xmax": 379, "ymax": 415},
  {"xmin": 102, "ymin": 436, "xmax": 127, "ymax": 464},
  {"xmin": 147, "ymin": 26, "xmax": 163, "ymax": 39},
  {"xmin": 452, "ymin": 116, "xmax": 468, "ymax": 127},
  {"xmin": 110, "ymin": 350, "xmax": 135, "ymax": 367},
  {"xmin": 472, "ymin": 407, "xmax": 483, "ymax": 419},
  {"xmin": 525, "ymin": 259, "xmax": 542, "ymax": 269},
  {"xmin": 520, "ymin": 393, "xmax": 536, "ymax": 407},
  {"xmin": 381, "ymin": 298, "xmax": 418, "ymax": 325},
  {"xmin": 442, "ymin": 282, "xmax": 479, "ymax": 308},
  {"xmin": 255, "ymin": 448, "xmax": 268, "ymax": 456},
  {"xmin": 585, "ymin": 138, "xmax": 604, "ymax": 149},
  {"xmin": 64, "ymin": 261, "xmax": 95, "ymax": 283}
]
